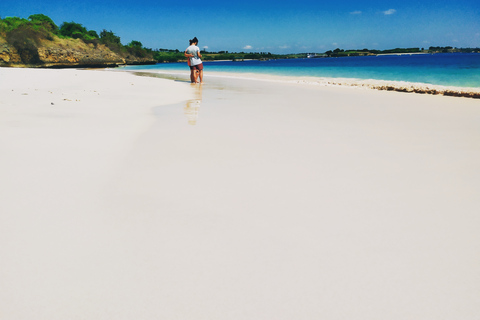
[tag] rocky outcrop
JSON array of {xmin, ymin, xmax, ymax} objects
[
  {"xmin": 0, "ymin": 36, "xmax": 22, "ymax": 64},
  {"xmin": 0, "ymin": 35, "xmax": 155, "ymax": 68},
  {"xmin": 37, "ymin": 38, "xmax": 124, "ymax": 68}
]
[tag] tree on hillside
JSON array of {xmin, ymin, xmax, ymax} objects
[
  {"xmin": 98, "ymin": 29, "xmax": 123, "ymax": 53},
  {"xmin": 28, "ymin": 14, "xmax": 58, "ymax": 33},
  {"xmin": 59, "ymin": 21, "xmax": 88, "ymax": 39},
  {"xmin": 59, "ymin": 21, "xmax": 99, "ymax": 44},
  {"xmin": 127, "ymin": 40, "xmax": 143, "ymax": 48},
  {"xmin": 0, "ymin": 17, "xmax": 29, "ymax": 31},
  {"xmin": 99, "ymin": 30, "xmax": 121, "ymax": 45},
  {"xmin": 87, "ymin": 30, "xmax": 99, "ymax": 39},
  {"xmin": 126, "ymin": 40, "xmax": 148, "ymax": 58}
]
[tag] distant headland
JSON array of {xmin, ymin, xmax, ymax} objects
[{"xmin": 1, "ymin": 14, "xmax": 479, "ymax": 68}]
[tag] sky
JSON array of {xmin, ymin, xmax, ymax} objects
[{"xmin": 1, "ymin": 0, "xmax": 479, "ymax": 53}]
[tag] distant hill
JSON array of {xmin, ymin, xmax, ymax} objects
[{"xmin": 0, "ymin": 14, "xmax": 156, "ymax": 68}]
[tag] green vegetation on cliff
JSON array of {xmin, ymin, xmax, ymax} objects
[{"xmin": 0, "ymin": 14, "xmax": 155, "ymax": 66}]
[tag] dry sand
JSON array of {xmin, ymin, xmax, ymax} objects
[{"xmin": 1, "ymin": 67, "xmax": 480, "ymax": 319}]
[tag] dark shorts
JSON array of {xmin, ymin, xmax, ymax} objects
[{"xmin": 190, "ymin": 63, "xmax": 203, "ymax": 71}]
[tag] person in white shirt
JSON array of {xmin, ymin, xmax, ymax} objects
[{"xmin": 184, "ymin": 37, "xmax": 204, "ymax": 84}]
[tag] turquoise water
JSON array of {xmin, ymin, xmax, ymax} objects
[{"xmin": 123, "ymin": 53, "xmax": 480, "ymax": 88}]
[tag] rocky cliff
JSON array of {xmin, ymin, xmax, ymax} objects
[
  {"xmin": 0, "ymin": 36, "xmax": 22, "ymax": 65},
  {"xmin": 0, "ymin": 35, "xmax": 155, "ymax": 68}
]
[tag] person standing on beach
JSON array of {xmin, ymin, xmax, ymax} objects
[
  {"xmin": 184, "ymin": 37, "xmax": 204, "ymax": 84},
  {"xmin": 185, "ymin": 39, "xmax": 197, "ymax": 81}
]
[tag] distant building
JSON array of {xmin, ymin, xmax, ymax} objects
[{"xmin": 307, "ymin": 53, "xmax": 327, "ymax": 58}]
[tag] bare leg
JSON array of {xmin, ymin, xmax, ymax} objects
[
  {"xmin": 190, "ymin": 69, "xmax": 195, "ymax": 83},
  {"xmin": 195, "ymin": 70, "xmax": 199, "ymax": 83},
  {"xmin": 199, "ymin": 70, "xmax": 204, "ymax": 84}
]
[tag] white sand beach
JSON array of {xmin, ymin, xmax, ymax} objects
[{"xmin": 1, "ymin": 67, "xmax": 480, "ymax": 319}]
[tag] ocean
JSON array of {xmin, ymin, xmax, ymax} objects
[{"xmin": 123, "ymin": 53, "xmax": 480, "ymax": 88}]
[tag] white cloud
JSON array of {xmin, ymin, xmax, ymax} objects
[
  {"xmin": 203, "ymin": 46, "xmax": 209, "ymax": 49},
  {"xmin": 350, "ymin": 11, "xmax": 362, "ymax": 15},
  {"xmin": 383, "ymin": 9, "xmax": 396, "ymax": 15},
  {"xmin": 279, "ymin": 45, "xmax": 290, "ymax": 49},
  {"xmin": 243, "ymin": 45, "xmax": 252, "ymax": 50}
]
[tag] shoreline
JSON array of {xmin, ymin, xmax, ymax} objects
[{"xmin": 121, "ymin": 68, "xmax": 480, "ymax": 99}]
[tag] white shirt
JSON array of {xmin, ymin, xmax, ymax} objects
[{"xmin": 185, "ymin": 45, "xmax": 202, "ymax": 66}]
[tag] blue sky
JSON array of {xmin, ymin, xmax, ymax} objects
[{"xmin": 1, "ymin": 0, "xmax": 479, "ymax": 53}]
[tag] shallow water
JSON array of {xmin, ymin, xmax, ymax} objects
[{"xmin": 124, "ymin": 53, "xmax": 480, "ymax": 88}]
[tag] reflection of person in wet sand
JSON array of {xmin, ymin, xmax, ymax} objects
[
  {"xmin": 184, "ymin": 84, "xmax": 202, "ymax": 125},
  {"xmin": 184, "ymin": 37, "xmax": 204, "ymax": 84}
]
